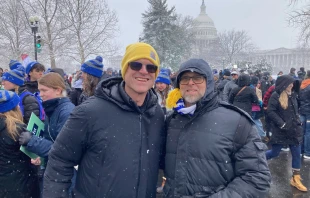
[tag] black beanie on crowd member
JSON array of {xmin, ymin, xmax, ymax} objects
[
  {"xmin": 275, "ymin": 75, "xmax": 295, "ymax": 94},
  {"xmin": 223, "ymin": 69, "xmax": 231, "ymax": 76}
]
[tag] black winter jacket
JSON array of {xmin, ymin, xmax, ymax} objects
[
  {"xmin": 216, "ymin": 78, "xmax": 230, "ymax": 100},
  {"xmin": 17, "ymin": 87, "xmax": 41, "ymax": 124},
  {"xmin": 43, "ymin": 77, "xmax": 165, "ymax": 198},
  {"xmin": 164, "ymin": 59, "xmax": 271, "ymax": 198},
  {"xmin": 299, "ymin": 82, "xmax": 310, "ymax": 115},
  {"xmin": 22, "ymin": 81, "xmax": 39, "ymax": 94},
  {"xmin": 69, "ymin": 88, "xmax": 83, "ymax": 106},
  {"xmin": 0, "ymin": 118, "xmax": 39, "ymax": 198},
  {"xmin": 229, "ymin": 75, "xmax": 258, "ymax": 116},
  {"xmin": 267, "ymin": 75, "xmax": 303, "ymax": 145}
]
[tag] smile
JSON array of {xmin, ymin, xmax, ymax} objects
[{"xmin": 135, "ymin": 77, "xmax": 149, "ymax": 82}]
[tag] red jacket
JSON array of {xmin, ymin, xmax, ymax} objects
[{"xmin": 263, "ymin": 85, "xmax": 275, "ymax": 108}]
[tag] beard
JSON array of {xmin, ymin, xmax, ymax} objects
[{"xmin": 181, "ymin": 90, "xmax": 205, "ymax": 104}]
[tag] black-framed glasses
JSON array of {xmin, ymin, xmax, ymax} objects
[
  {"xmin": 180, "ymin": 75, "xmax": 205, "ymax": 85},
  {"xmin": 128, "ymin": 62, "xmax": 158, "ymax": 73}
]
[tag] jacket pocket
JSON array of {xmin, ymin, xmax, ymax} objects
[{"xmin": 254, "ymin": 141, "xmax": 268, "ymax": 151}]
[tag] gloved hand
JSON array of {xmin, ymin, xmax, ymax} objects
[
  {"xmin": 259, "ymin": 100, "xmax": 263, "ymax": 107},
  {"xmin": 19, "ymin": 132, "xmax": 33, "ymax": 146}
]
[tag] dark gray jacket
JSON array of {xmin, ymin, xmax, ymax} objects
[
  {"xmin": 222, "ymin": 79, "xmax": 238, "ymax": 102},
  {"xmin": 163, "ymin": 59, "xmax": 271, "ymax": 198},
  {"xmin": 43, "ymin": 77, "xmax": 165, "ymax": 198}
]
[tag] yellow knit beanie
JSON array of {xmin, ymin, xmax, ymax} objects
[{"xmin": 121, "ymin": 42, "xmax": 160, "ymax": 79}]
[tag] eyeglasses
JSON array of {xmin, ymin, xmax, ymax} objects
[
  {"xmin": 128, "ymin": 62, "xmax": 158, "ymax": 73},
  {"xmin": 232, "ymin": 74, "xmax": 238, "ymax": 76},
  {"xmin": 180, "ymin": 76, "xmax": 205, "ymax": 85}
]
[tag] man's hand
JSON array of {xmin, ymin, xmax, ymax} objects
[{"xmin": 19, "ymin": 132, "xmax": 32, "ymax": 146}]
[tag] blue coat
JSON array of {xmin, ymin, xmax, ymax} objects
[{"xmin": 26, "ymin": 97, "xmax": 74, "ymax": 158}]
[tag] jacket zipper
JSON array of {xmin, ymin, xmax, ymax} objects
[{"xmin": 136, "ymin": 114, "xmax": 142, "ymax": 197}]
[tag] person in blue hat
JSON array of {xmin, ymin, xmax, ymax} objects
[
  {"xmin": 155, "ymin": 69, "xmax": 171, "ymax": 114},
  {"xmin": 25, "ymin": 61, "xmax": 45, "ymax": 93},
  {"xmin": 78, "ymin": 56, "xmax": 103, "ymax": 105},
  {"xmin": 2, "ymin": 65, "xmax": 42, "ymax": 124},
  {"xmin": 0, "ymin": 90, "xmax": 40, "ymax": 198}
]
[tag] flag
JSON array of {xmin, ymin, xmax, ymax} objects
[{"xmin": 21, "ymin": 54, "xmax": 32, "ymax": 68}]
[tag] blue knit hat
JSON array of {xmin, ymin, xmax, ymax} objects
[
  {"xmin": 2, "ymin": 66, "xmax": 25, "ymax": 86},
  {"xmin": 155, "ymin": 69, "xmax": 171, "ymax": 85},
  {"xmin": 9, "ymin": 60, "xmax": 23, "ymax": 70},
  {"xmin": 80, "ymin": 56, "xmax": 104, "ymax": 78},
  {"xmin": 0, "ymin": 90, "xmax": 20, "ymax": 113},
  {"xmin": 26, "ymin": 61, "xmax": 39, "ymax": 75}
]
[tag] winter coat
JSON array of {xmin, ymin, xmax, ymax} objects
[
  {"xmin": 69, "ymin": 88, "xmax": 83, "ymax": 106},
  {"xmin": 263, "ymin": 85, "xmax": 275, "ymax": 108},
  {"xmin": 22, "ymin": 81, "xmax": 39, "ymax": 94},
  {"xmin": 78, "ymin": 91, "xmax": 88, "ymax": 105},
  {"xmin": 222, "ymin": 79, "xmax": 238, "ymax": 102},
  {"xmin": 217, "ymin": 78, "xmax": 231, "ymax": 100},
  {"xmin": 25, "ymin": 97, "xmax": 74, "ymax": 158},
  {"xmin": 261, "ymin": 78, "xmax": 273, "ymax": 97},
  {"xmin": 15, "ymin": 87, "xmax": 41, "ymax": 124},
  {"xmin": 0, "ymin": 118, "xmax": 39, "ymax": 198},
  {"xmin": 299, "ymin": 79, "xmax": 310, "ymax": 115},
  {"xmin": 267, "ymin": 75, "xmax": 303, "ymax": 145},
  {"xmin": 229, "ymin": 75, "xmax": 258, "ymax": 116},
  {"xmin": 43, "ymin": 77, "xmax": 165, "ymax": 198},
  {"xmin": 163, "ymin": 59, "xmax": 271, "ymax": 198}
]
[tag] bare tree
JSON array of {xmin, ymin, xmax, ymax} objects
[
  {"xmin": 289, "ymin": 3, "xmax": 310, "ymax": 44},
  {"xmin": 20, "ymin": 0, "xmax": 71, "ymax": 68},
  {"xmin": 60, "ymin": 0, "xmax": 119, "ymax": 64},
  {"xmin": 0, "ymin": 0, "xmax": 31, "ymax": 62},
  {"xmin": 217, "ymin": 29, "xmax": 256, "ymax": 64}
]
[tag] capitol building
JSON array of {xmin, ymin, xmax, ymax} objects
[
  {"xmin": 192, "ymin": 0, "xmax": 310, "ymax": 73},
  {"xmin": 193, "ymin": 0, "xmax": 217, "ymax": 49}
]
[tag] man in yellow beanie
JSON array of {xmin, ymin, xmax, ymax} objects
[{"xmin": 43, "ymin": 42, "xmax": 166, "ymax": 198}]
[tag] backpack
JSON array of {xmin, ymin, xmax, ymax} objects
[{"xmin": 19, "ymin": 91, "xmax": 45, "ymax": 121}]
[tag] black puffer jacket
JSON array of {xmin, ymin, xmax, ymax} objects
[
  {"xmin": 164, "ymin": 59, "xmax": 271, "ymax": 198},
  {"xmin": 69, "ymin": 88, "xmax": 83, "ymax": 106},
  {"xmin": 17, "ymin": 87, "xmax": 41, "ymax": 124},
  {"xmin": 22, "ymin": 81, "xmax": 39, "ymax": 94},
  {"xmin": 43, "ymin": 77, "xmax": 165, "ymax": 198},
  {"xmin": 229, "ymin": 74, "xmax": 258, "ymax": 116},
  {"xmin": 0, "ymin": 118, "xmax": 39, "ymax": 198},
  {"xmin": 299, "ymin": 80, "xmax": 310, "ymax": 115},
  {"xmin": 267, "ymin": 75, "xmax": 303, "ymax": 145}
]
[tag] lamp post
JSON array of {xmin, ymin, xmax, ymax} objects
[{"xmin": 29, "ymin": 16, "xmax": 39, "ymax": 61}]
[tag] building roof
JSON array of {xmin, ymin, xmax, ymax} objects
[{"xmin": 194, "ymin": 0, "xmax": 216, "ymax": 29}]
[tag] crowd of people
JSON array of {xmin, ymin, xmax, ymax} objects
[{"xmin": 0, "ymin": 42, "xmax": 309, "ymax": 197}]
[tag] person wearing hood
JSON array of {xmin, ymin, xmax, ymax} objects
[
  {"xmin": 42, "ymin": 42, "xmax": 165, "ymax": 198},
  {"xmin": 300, "ymin": 70, "xmax": 310, "ymax": 159},
  {"xmin": 163, "ymin": 59, "xmax": 271, "ymax": 197},
  {"xmin": 78, "ymin": 56, "xmax": 103, "ymax": 105},
  {"xmin": 266, "ymin": 75, "xmax": 307, "ymax": 192},
  {"xmin": 228, "ymin": 74, "xmax": 259, "ymax": 116}
]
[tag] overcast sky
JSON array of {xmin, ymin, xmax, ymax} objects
[{"xmin": 107, "ymin": 0, "xmax": 305, "ymax": 53}]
